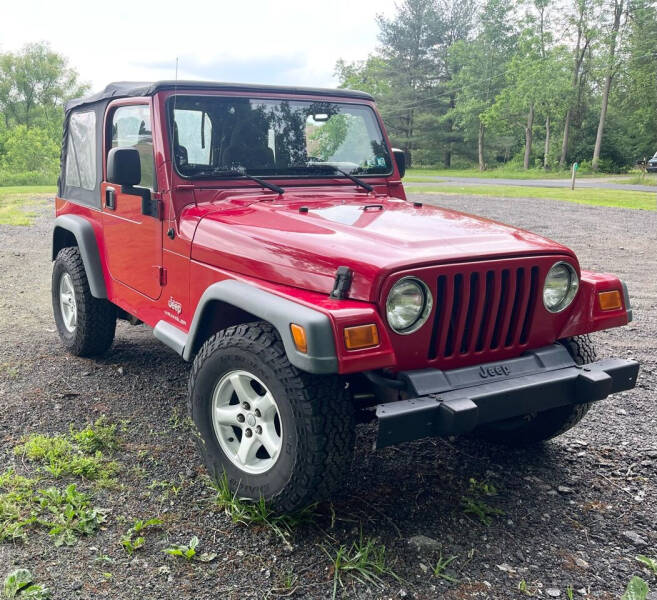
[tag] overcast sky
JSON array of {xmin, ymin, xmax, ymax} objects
[{"xmin": 0, "ymin": 0, "xmax": 398, "ymax": 93}]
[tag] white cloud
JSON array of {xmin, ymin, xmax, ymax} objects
[{"xmin": 0, "ymin": 0, "xmax": 397, "ymax": 92}]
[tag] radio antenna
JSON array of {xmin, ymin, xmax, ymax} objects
[{"xmin": 166, "ymin": 57, "xmax": 179, "ymax": 240}]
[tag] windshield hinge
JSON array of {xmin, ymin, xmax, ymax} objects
[
  {"xmin": 330, "ymin": 266, "xmax": 353, "ymax": 300},
  {"xmin": 159, "ymin": 267, "xmax": 167, "ymax": 286}
]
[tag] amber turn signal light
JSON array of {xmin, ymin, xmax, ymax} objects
[
  {"xmin": 344, "ymin": 324, "xmax": 379, "ymax": 350},
  {"xmin": 598, "ymin": 290, "xmax": 622, "ymax": 311},
  {"xmin": 290, "ymin": 324, "xmax": 308, "ymax": 353}
]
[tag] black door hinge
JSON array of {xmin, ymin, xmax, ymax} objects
[
  {"xmin": 159, "ymin": 267, "xmax": 167, "ymax": 286},
  {"xmin": 330, "ymin": 266, "xmax": 353, "ymax": 299}
]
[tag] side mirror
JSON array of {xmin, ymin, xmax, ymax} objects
[
  {"xmin": 392, "ymin": 148, "xmax": 406, "ymax": 178},
  {"xmin": 107, "ymin": 147, "xmax": 141, "ymax": 186}
]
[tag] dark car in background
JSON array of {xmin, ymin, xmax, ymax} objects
[{"xmin": 647, "ymin": 152, "xmax": 657, "ymax": 172}]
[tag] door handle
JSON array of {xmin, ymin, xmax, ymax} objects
[{"xmin": 105, "ymin": 187, "xmax": 116, "ymax": 210}]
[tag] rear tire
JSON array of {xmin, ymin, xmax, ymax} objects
[
  {"xmin": 473, "ymin": 335, "xmax": 597, "ymax": 446},
  {"xmin": 52, "ymin": 247, "xmax": 116, "ymax": 357},
  {"xmin": 188, "ymin": 321, "xmax": 355, "ymax": 512}
]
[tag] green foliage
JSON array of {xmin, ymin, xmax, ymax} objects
[
  {"xmin": 460, "ymin": 478, "xmax": 505, "ymax": 525},
  {"xmin": 335, "ymin": 0, "xmax": 656, "ymax": 171},
  {"xmin": 0, "ymin": 42, "xmax": 86, "ymax": 186},
  {"xmin": 71, "ymin": 418, "xmax": 119, "ymax": 454},
  {"xmin": 164, "ymin": 536, "xmax": 216, "ymax": 562},
  {"xmin": 323, "ymin": 530, "xmax": 400, "ymax": 599},
  {"xmin": 407, "ymin": 183, "xmax": 657, "ymax": 210},
  {"xmin": 0, "ymin": 471, "xmax": 105, "ymax": 546},
  {"xmin": 35, "ymin": 484, "xmax": 106, "ymax": 547},
  {"xmin": 120, "ymin": 517, "xmax": 163, "ymax": 554},
  {"xmin": 3, "ymin": 569, "xmax": 50, "ymax": 599},
  {"xmin": 622, "ymin": 576, "xmax": 649, "ymax": 600},
  {"xmin": 432, "ymin": 553, "xmax": 458, "ymax": 582},
  {"xmin": 213, "ymin": 472, "xmax": 317, "ymax": 547},
  {"xmin": 14, "ymin": 421, "xmax": 119, "ymax": 482},
  {"xmin": 637, "ymin": 555, "xmax": 657, "ymax": 575}
]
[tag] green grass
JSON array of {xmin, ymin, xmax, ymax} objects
[
  {"xmin": 323, "ymin": 531, "xmax": 400, "ymax": 599},
  {"xmin": 620, "ymin": 173, "xmax": 657, "ymax": 186},
  {"xmin": 406, "ymin": 184, "xmax": 657, "ymax": 210},
  {"xmin": 406, "ymin": 167, "xmax": 592, "ymax": 180},
  {"xmin": 0, "ymin": 185, "xmax": 55, "ymax": 225}
]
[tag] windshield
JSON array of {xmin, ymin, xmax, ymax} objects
[{"xmin": 168, "ymin": 96, "xmax": 392, "ymax": 179}]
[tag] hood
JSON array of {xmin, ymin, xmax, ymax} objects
[{"xmin": 190, "ymin": 190, "xmax": 575, "ymax": 301}]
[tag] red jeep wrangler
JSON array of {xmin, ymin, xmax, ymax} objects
[{"xmin": 52, "ymin": 81, "xmax": 639, "ymax": 511}]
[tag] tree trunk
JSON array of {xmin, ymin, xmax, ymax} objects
[
  {"xmin": 478, "ymin": 121, "xmax": 485, "ymax": 171},
  {"xmin": 544, "ymin": 115, "xmax": 551, "ymax": 169},
  {"xmin": 592, "ymin": 0, "xmax": 624, "ymax": 171},
  {"xmin": 524, "ymin": 104, "xmax": 534, "ymax": 170},
  {"xmin": 592, "ymin": 74, "xmax": 613, "ymax": 171},
  {"xmin": 559, "ymin": 109, "xmax": 572, "ymax": 168},
  {"xmin": 444, "ymin": 149, "xmax": 452, "ymax": 168}
]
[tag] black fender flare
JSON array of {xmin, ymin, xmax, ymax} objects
[
  {"xmin": 52, "ymin": 214, "xmax": 107, "ymax": 299},
  {"xmin": 154, "ymin": 280, "xmax": 339, "ymax": 374}
]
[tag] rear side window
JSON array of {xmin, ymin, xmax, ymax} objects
[
  {"xmin": 110, "ymin": 105, "xmax": 155, "ymax": 189},
  {"xmin": 65, "ymin": 110, "xmax": 96, "ymax": 191}
]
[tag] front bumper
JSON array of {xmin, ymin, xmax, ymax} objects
[{"xmin": 374, "ymin": 344, "xmax": 639, "ymax": 448}]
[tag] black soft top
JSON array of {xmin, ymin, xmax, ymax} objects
[{"xmin": 65, "ymin": 80, "xmax": 374, "ymax": 113}]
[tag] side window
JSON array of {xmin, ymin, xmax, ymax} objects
[
  {"xmin": 173, "ymin": 109, "xmax": 212, "ymax": 165},
  {"xmin": 65, "ymin": 110, "xmax": 96, "ymax": 191},
  {"xmin": 110, "ymin": 105, "xmax": 155, "ymax": 189}
]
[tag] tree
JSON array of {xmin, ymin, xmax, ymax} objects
[
  {"xmin": 0, "ymin": 42, "xmax": 87, "ymax": 130},
  {"xmin": 374, "ymin": 0, "xmax": 442, "ymax": 165},
  {"xmin": 591, "ymin": 0, "xmax": 627, "ymax": 170},
  {"xmin": 447, "ymin": 0, "xmax": 517, "ymax": 169},
  {"xmin": 559, "ymin": 0, "xmax": 597, "ymax": 167}
]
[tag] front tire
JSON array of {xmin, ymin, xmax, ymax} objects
[
  {"xmin": 473, "ymin": 335, "xmax": 597, "ymax": 446},
  {"xmin": 188, "ymin": 321, "xmax": 355, "ymax": 512},
  {"xmin": 52, "ymin": 247, "xmax": 116, "ymax": 357}
]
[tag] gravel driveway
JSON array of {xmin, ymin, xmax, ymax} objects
[{"xmin": 0, "ymin": 193, "xmax": 655, "ymax": 599}]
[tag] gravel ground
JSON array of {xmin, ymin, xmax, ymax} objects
[{"xmin": 0, "ymin": 193, "xmax": 655, "ymax": 599}]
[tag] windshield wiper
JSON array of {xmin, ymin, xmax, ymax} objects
[
  {"xmin": 192, "ymin": 168, "xmax": 285, "ymax": 194},
  {"xmin": 306, "ymin": 164, "xmax": 373, "ymax": 193}
]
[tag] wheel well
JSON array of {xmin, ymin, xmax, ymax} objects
[
  {"xmin": 52, "ymin": 226, "xmax": 78, "ymax": 260},
  {"xmin": 189, "ymin": 300, "xmax": 261, "ymax": 357}
]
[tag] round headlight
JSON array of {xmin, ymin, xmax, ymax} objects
[
  {"xmin": 386, "ymin": 277, "xmax": 433, "ymax": 334},
  {"xmin": 543, "ymin": 262, "xmax": 579, "ymax": 313}
]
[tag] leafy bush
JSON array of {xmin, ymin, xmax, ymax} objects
[{"xmin": 0, "ymin": 126, "xmax": 59, "ymax": 185}]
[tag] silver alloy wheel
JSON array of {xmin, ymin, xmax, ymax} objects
[
  {"xmin": 59, "ymin": 272, "xmax": 77, "ymax": 333},
  {"xmin": 211, "ymin": 370, "xmax": 283, "ymax": 475}
]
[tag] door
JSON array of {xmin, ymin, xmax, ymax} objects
[{"xmin": 102, "ymin": 103, "xmax": 162, "ymax": 300}]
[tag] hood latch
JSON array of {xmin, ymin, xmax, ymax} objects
[{"xmin": 330, "ymin": 266, "xmax": 353, "ymax": 300}]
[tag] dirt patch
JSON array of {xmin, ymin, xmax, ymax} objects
[{"xmin": 0, "ymin": 194, "xmax": 655, "ymax": 599}]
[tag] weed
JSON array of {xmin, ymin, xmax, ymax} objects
[
  {"xmin": 71, "ymin": 417, "xmax": 119, "ymax": 453},
  {"xmin": 213, "ymin": 472, "xmax": 316, "ymax": 547},
  {"xmin": 566, "ymin": 585, "xmax": 574, "ymax": 599},
  {"xmin": 323, "ymin": 530, "xmax": 399, "ymax": 599},
  {"xmin": 0, "ymin": 470, "xmax": 38, "ymax": 542},
  {"xmin": 14, "ymin": 427, "xmax": 118, "ymax": 482},
  {"xmin": 637, "ymin": 555, "xmax": 657, "ymax": 576},
  {"xmin": 35, "ymin": 484, "xmax": 107, "ymax": 546},
  {"xmin": 432, "ymin": 553, "xmax": 458, "ymax": 582},
  {"xmin": 3, "ymin": 568, "xmax": 50, "ymax": 599},
  {"xmin": 120, "ymin": 517, "xmax": 163, "ymax": 554},
  {"xmin": 460, "ymin": 478, "xmax": 505, "ymax": 525},
  {"xmin": 164, "ymin": 536, "xmax": 216, "ymax": 562},
  {"xmin": 622, "ymin": 576, "xmax": 649, "ymax": 600}
]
